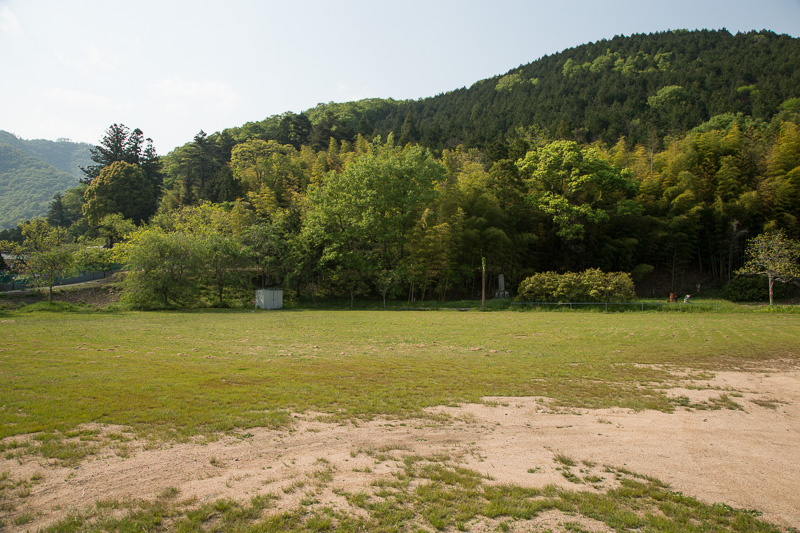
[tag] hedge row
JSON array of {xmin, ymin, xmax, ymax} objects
[{"xmin": 515, "ymin": 269, "xmax": 636, "ymax": 303}]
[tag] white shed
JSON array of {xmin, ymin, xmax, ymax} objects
[{"xmin": 255, "ymin": 289, "xmax": 283, "ymax": 310}]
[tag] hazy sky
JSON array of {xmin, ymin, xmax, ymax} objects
[{"xmin": 1, "ymin": 0, "xmax": 798, "ymax": 154}]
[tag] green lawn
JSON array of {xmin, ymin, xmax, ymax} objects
[{"xmin": 2, "ymin": 309, "xmax": 798, "ymax": 440}]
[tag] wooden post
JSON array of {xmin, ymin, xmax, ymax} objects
[{"xmin": 481, "ymin": 257, "xmax": 486, "ymax": 311}]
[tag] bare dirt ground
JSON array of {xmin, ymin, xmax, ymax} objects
[{"xmin": 2, "ymin": 367, "xmax": 799, "ymax": 531}]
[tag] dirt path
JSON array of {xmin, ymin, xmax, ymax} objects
[{"xmin": 2, "ymin": 369, "xmax": 799, "ymax": 531}]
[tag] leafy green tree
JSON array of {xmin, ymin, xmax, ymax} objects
[
  {"xmin": 647, "ymin": 85, "xmax": 690, "ymax": 135},
  {"xmin": 202, "ymin": 232, "xmax": 247, "ymax": 306},
  {"xmin": 277, "ymin": 112, "xmax": 313, "ymax": 149},
  {"xmin": 115, "ymin": 228, "xmax": 203, "ymax": 308},
  {"xmin": 405, "ymin": 208, "xmax": 461, "ymax": 301},
  {"xmin": 96, "ymin": 213, "xmax": 136, "ymax": 248},
  {"xmin": 46, "ymin": 192, "xmax": 71, "ymax": 228},
  {"xmin": 399, "ymin": 111, "xmax": 418, "ymax": 146},
  {"xmin": 230, "ymin": 139, "xmax": 299, "ymax": 206},
  {"xmin": 133, "ymin": 203, "xmax": 260, "ymax": 307},
  {"xmin": 241, "ymin": 221, "xmax": 289, "ymax": 290},
  {"xmin": 517, "ymin": 141, "xmax": 639, "ymax": 267},
  {"xmin": 83, "ymin": 161, "xmax": 157, "ymax": 226},
  {"xmin": 735, "ymin": 230, "xmax": 800, "ymax": 305},
  {"xmin": 304, "ymin": 143, "xmax": 443, "ymax": 305},
  {"xmin": 14, "ymin": 218, "xmax": 73, "ymax": 301},
  {"xmin": 24, "ymin": 245, "xmax": 75, "ymax": 302},
  {"xmin": 515, "ymin": 269, "xmax": 635, "ymax": 303},
  {"xmin": 73, "ymin": 246, "xmax": 114, "ymax": 277}
]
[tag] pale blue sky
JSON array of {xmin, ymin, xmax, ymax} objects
[{"xmin": 1, "ymin": 0, "xmax": 798, "ymax": 154}]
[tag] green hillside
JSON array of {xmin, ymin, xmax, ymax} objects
[
  {"xmin": 224, "ymin": 29, "xmax": 800, "ymax": 152},
  {"xmin": 0, "ymin": 132, "xmax": 91, "ymax": 228},
  {"xmin": 0, "ymin": 143, "xmax": 82, "ymax": 229},
  {"xmin": 0, "ymin": 131, "xmax": 92, "ymax": 177}
]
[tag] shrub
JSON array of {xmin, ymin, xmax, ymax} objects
[
  {"xmin": 723, "ymin": 275, "xmax": 792, "ymax": 302},
  {"xmin": 516, "ymin": 269, "xmax": 635, "ymax": 303}
]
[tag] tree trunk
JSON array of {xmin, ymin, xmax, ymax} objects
[{"xmin": 769, "ymin": 275, "xmax": 775, "ymax": 306}]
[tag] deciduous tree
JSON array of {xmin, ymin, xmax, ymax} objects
[
  {"xmin": 115, "ymin": 228, "xmax": 203, "ymax": 308},
  {"xmin": 517, "ymin": 141, "xmax": 639, "ymax": 267},
  {"xmin": 15, "ymin": 218, "xmax": 73, "ymax": 301},
  {"xmin": 736, "ymin": 230, "xmax": 800, "ymax": 305}
]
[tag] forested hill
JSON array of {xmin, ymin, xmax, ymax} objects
[
  {"xmin": 224, "ymin": 29, "xmax": 800, "ymax": 151},
  {"xmin": 0, "ymin": 132, "xmax": 91, "ymax": 228},
  {"xmin": 0, "ymin": 131, "xmax": 92, "ymax": 178}
]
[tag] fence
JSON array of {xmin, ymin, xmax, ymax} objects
[
  {"xmin": 510, "ymin": 301, "xmax": 719, "ymax": 311},
  {"xmin": 0, "ymin": 270, "xmax": 114, "ymax": 292}
]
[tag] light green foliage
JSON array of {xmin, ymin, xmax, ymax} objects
[
  {"xmin": 202, "ymin": 232, "xmax": 248, "ymax": 306},
  {"xmin": 10, "ymin": 218, "xmax": 74, "ymax": 300},
  {"xmin": 240, "ymin": 220, "xmax": 289, "ymax": 290},
  {"xmin": 230, "ymin": 138, "xmax": 300, "ymax": 205},
  {"xmin": 114, "ymin": 227, "xmax": 204, "ymax": 308},
  {"xmin": 767, "ymin": 122, "xmax": 800, "ymax": 228},
  {"xmin": 19, "ymin": 217, "xmax": 67, "ymax": 253},
  {"xmin": 562, "ymin": 49, "xmax": 671, "ymax": 78},
  {"xmin": 516, "ymin": 269, "xmax": 635, "ymax": 303},
  {"xmin": 647, "ymin": 85, "xmax": 689, "ymax": 110},
  {"xmin": 736, "ymin": 230, "xmax": 800, "ymax": 305},
  {"xmin": 23, "ymin": 245, "xmax": 75, "ymax": 301},
  {"xmin": 96, "ymin": 213, "xmax": 135, "ymax": 248},
  {"xmin": 495, "ymin": 73, "xmax": 524, "ymax": 92},
  {"xmin": 8, "ymin": 31, "xmax": 800, "ymax": 304},
  {"xmin": 305, "ymin": 141, "xmax": 444, "ymax": 305},
  {"xmin": 517, "ymin": 141, "xmax": 638, "ymax": 243},
  {"xmin": 116, "ymin": 203, "xmax": 265, "ymax": 308}
]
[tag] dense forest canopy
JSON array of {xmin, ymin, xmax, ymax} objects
[
  {"xmin": 3, "ymin": 29, "xmax": 800, "ymax": 306},
  {"xmin": 217, "ymin": 29, "xmax": 800, "ymax": 152}
]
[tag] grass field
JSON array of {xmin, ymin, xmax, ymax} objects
[
  {"xmin": 3, "ymin": 308, "xmax": 799, "ymax": 440},
  {"xmin": 1, "ymin": 307, "xmax": 799, "ymax": 531}
]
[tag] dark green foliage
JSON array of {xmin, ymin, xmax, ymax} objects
[
  {"xmin": 82, "ymin": 161, "xmax": 157, "ymax": 225},
  {"xmin": 80, "ymin": 124, "xmax": 161, "ymax": 185},
  {"xmin": 270, "ymin": 30, "xmax": 800, "ymax": 152}
]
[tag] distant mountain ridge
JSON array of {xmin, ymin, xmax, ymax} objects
[
  {"xmin": 0, "ymin": 131, "xmax": 92, "ymax": 229},
  {"xmin": 0, "ymin": 131, "xmax": 92, "ymax": 178},
  {"xmin": 225, "ymin": 29, "xmax": 800, "ymax": 152}
]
